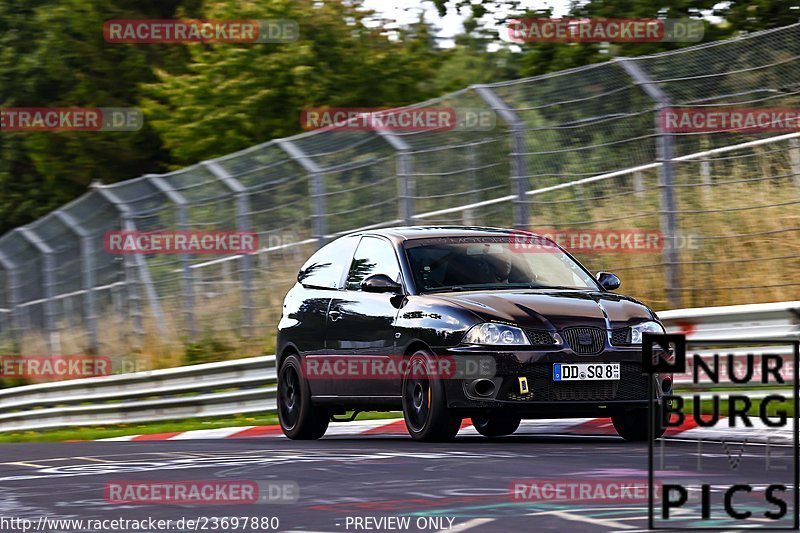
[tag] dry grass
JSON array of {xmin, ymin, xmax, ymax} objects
[{"xmin": 539, "ymin": 148, "xmax": 800, "ymax": 310}]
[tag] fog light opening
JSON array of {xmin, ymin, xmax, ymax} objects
[{"xmin": 661, "ymin": 377, "xmax": 672, "ymax": 394}]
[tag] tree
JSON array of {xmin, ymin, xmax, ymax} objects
[
  {"xmin": 141, "ymin": 0, "xmax": 442, "ymax": 165},
  {"xmin": 0, "ymin": 0, "xmax": 197, "ymax": 234}
]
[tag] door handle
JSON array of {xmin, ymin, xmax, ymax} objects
[{"xmin": 329, "ymin": 310, "xmax": 342, "ymax": 321}]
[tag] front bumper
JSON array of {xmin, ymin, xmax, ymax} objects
[{"xmin": 435, "ymin": 346, "xmax": 671, "ymax": 417}]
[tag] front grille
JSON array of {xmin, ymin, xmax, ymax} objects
[
  {"xmin": 562, "ymin": 327, "xmax": 606, "ymax": 355},
  {"xmin": 524, "ymin": 329, "xmax": 557, "ymax": 346},
  {"xmin": 611, "ymin": 327, "xmax": 632, "ymax": 346},
  {"xmin": 502, "ymin": 362, "xmax": 649, "ymax": 402}
]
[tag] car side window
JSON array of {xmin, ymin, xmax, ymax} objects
[
  {"xmin": 297, "ymin": 236, "xmax": 358, "ymax": 290},
  {"xmin": 346, "ymin": 236, "xmax": 402, "ymax": 291}
]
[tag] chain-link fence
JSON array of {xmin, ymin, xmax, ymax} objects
[{"xmin": 1, "ymin": 23, "xmax": 798, "ymax": 362}]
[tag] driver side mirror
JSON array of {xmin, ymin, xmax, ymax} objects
[
  {"xmin": 361, "ymin": 274, "xmax": 403, "ymax": 294},
  {"xmin": 596, "ymin": 271, "xmax": 621, "ymax": 291}
]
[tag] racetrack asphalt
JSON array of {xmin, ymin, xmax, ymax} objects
[{"xmin": 0, "ymin": 430, "xmax": 795, "ymax": 532}]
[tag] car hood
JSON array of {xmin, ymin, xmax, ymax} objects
[{"xmin": 431, "ymin": 289, "xmax": 655, "ymax": 330}]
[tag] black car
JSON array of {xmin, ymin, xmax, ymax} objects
[{"xmin": 277, "ymin": 226, "xmax": 670, "ymax": 442}]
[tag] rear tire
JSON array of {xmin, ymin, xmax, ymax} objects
[
  {"xmin": 402, "ymin": 350, "xmax": 461, "ymax": 442},
  {"xmin": 472, "ymin": 415, "xmax": 521, "ymax": 437},
  {"xmin": 612, "ymin": 406, "xmax": 666, "ymax": 442},
  {"xmin": 278, "ymin": 354, "xmax": 329, "ymax": 439}
]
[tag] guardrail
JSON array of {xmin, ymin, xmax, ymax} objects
[
  {"xmin": 0, "ymin": 301, "xmax": 797, "ymax": 433},
  {"xmin": 660, "ymin": 300, "xmax": 800, "ymax": 341},
  {"xmin": 660, "ymin": 300, "xmax": 800, "ymax": 388},
  {"xmin": 0, "ymin": 356, "xmax": 276, "ymax": 432}
]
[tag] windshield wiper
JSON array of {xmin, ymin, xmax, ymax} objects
[{"xmin": 424, "ymin": 286, "xmax": 469, "ymax": 293}]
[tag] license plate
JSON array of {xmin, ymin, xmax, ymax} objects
[{"xmin": 553, "ymin": 363, "xmax": 620, "ymax": 381}]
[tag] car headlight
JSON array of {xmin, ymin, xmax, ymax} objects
[
  {"xmin": 630, "ymin": 321, "xmax": 665, "ymax": 344},
  {"xmin": 463, "ymin": 323, "xmax": 529, "ymax": 345}
]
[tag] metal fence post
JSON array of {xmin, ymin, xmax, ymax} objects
[
  {"xmin": 276, "ymin": 139, "xmax": 327, "ymax": 246},
  {"xmin": 0, "ymin": 251, "xmax": 22, "ymax": 348},
  {"xmin": 473, "ymin": 85, "xmax": 529, "ymax": 229},
  {"xmin": 122, "ymin": 226, "xmax": 144, "ymax": 347},
  {"xmin": 54, "ymin": 211, "xmax": 99, "ymax": 354},
  {"xmin": 463, "ymin": 148, "xmax": 478, "ymax": 225},
  {"xmin": 16, "ymin": 227, "xmax": 59, "ymax": 354},
  {"xmin": 203, "ymin": 161, "xmax": 254, "ymax": 337},
  {"xmin": 376, "ymin": 130, "xmax": 414, "ymax": 224},
  {"xmin": 92, "ymin": 184, "xmax": 166, "ymax": 341},
  {"xmin": 633, "ymin": 170, "xmax": 647, "ymax": 199},
  {"xmin": 789, "ymin": 138, "xmax": 800, "ymax": 189},
  {"xmin": 700, "ymin": 160, "xmax": 712, "ymax": 186},
  {"xmin": 147, "ymin": 175, "xmax": 196, "ymax": 339},
  {"xmin": 619, "ymin": 59, "xmax": 682, "ymax": 309},
  {"xmin": 110, "ymin": 281, "xmax": 126, "ymax": 348}
]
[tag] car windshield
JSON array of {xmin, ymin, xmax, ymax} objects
[{"xmin": 404, "ymin": 236, "xmax": 600, "ymax": 293}]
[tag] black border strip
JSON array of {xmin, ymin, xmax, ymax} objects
[
  {"xmin": 649, "ymin": 367, "xmax": 654, "ymax": 531},
  {"xmin": 794, "ymin": 339, "xmax": 799, "ymax": 530}
]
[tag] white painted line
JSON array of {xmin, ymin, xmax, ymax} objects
[
  {"xmin": 169, "ymin": 427, "xmax": 255, "ymax": 440},
  {"xmin": 517, "ymin": 418, "xmax": 596, "ymax": 433},
  {"xmin": 441, "ymin": 518, "xmax": 495, "ymax": 532},
  {"xmin": 323, "ymin": 419, "xmax": 402, "ymax": 436},
  {"xmin": 456, "ymin": 425, "xmax": 481, "ymax": 436},
  {"xmin": 96, "ymin": 434, "xmax": 140, "ymax": 441},
  {"xmin": 0, "ymin": 461, "xmax": 46, "ymax": 468},
  {"xmin": 74, "ymin": 456, "xmax": 114, "ymax": 463},
  {"xmin": 535, "ymin": 509, "xmax": 636, "ymax": 529},
  {"xmin": 677, "ymin": 418, "xmax": 793, "ymax": 443}
]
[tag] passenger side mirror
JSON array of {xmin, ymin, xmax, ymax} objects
[
  {"xmin": 596, "ymin": 271, "xmax": 621, "ymax": 291},
  {"xmin": 361, "ymin": 274, "xmax": 402, "ymax": 294}
]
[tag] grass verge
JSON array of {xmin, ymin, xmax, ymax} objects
[
  {"xmin": 675, "ymin": 390, "xmax": 793, "ymax": 418},
  {"xmin": 0, "ymin": 411, "xmax": 403, "ymax": 444}
]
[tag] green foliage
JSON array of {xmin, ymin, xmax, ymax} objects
[
  {"xmin": 714, "ymin": 0, "xmax": 800, "ymax": 32},
  {"xmin": 429, "ymin": 42, "xmax": 521, "ymax": 94},
  {"xmin": 141, "ymin": 0, "xmax": 442, "ymax": 165},
  {"xmin": 1, "ymin": 0, "xmax": 799, "ymax": 237},
  {"xmin": 0, "ymin": 377, "xmax": 30, "ymax": 390},
  {"xmin": 431, "ymin": 0, "xmax": 799, "ymax": 77},
  {"xmin": 0, "ymin": 0, "xmax": 192, "ymax": 234},
  {"xmin": 183, "ymin": 330, "xmax": 236, "ymax": 365}
]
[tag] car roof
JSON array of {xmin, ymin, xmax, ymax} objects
[{"xmin": 351, "ymin": 226, "xmax": 521, "ymax": 243}]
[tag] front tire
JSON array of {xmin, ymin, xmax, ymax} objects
[
  {"xmin": 402, "ymin": 350, "xmax": 461, "ymax": 442},
  {"xmin": 278, "ymin": 354, "xmax": 329, "ymax": 439},
  {"xmin": 612, "ymin": 406, "xmax": 666, "ymax": 442},
  {"xmin": 472, "ymin": 415, "xmax": 521, "ymax": 437}
]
